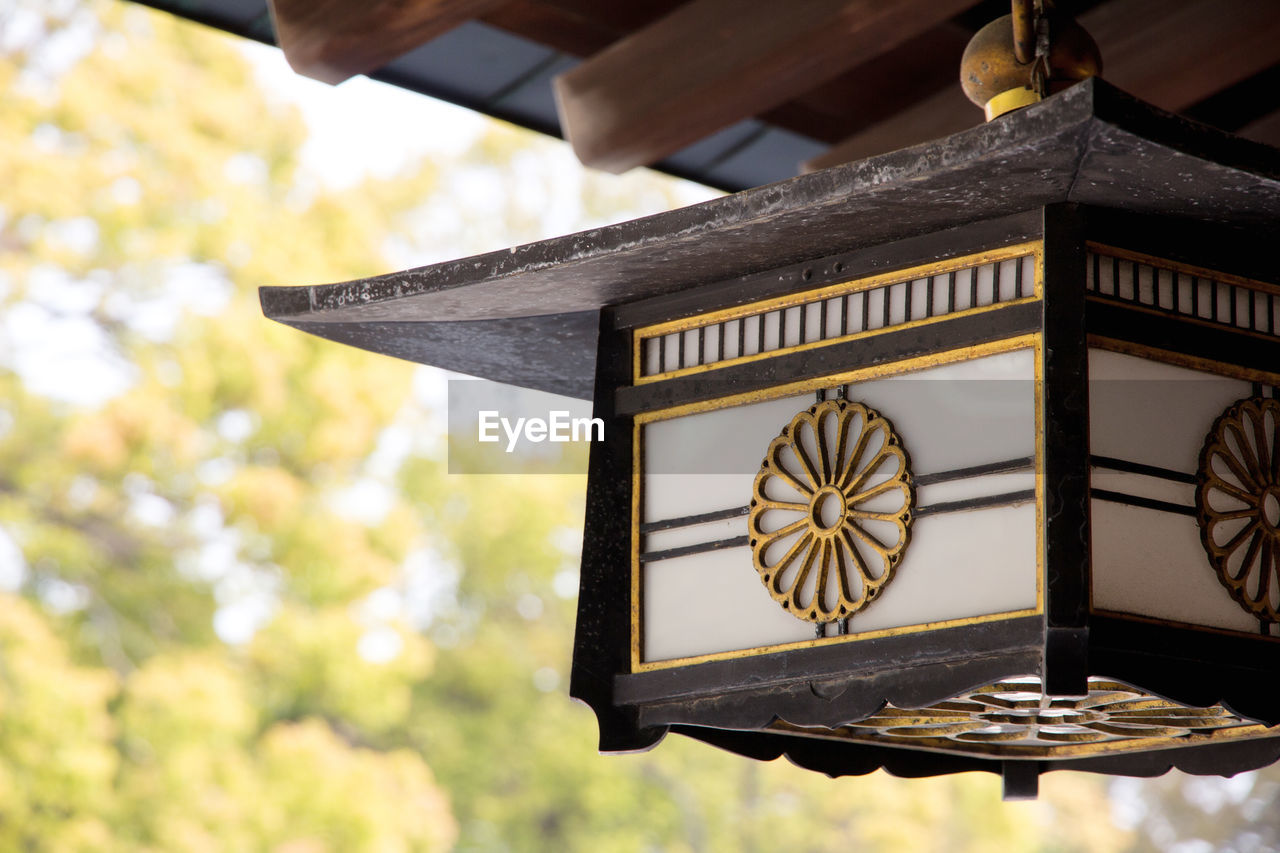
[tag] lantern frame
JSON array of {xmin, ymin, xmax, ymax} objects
[{"xmin": 260, "ymin": 79, "xmax": 1280, "ymax": 794}]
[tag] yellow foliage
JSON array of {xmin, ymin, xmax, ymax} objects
[{"xmin": 220, "ymin": 465, "xmax": 307, "ymax": 530}]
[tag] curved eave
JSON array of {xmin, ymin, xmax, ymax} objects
[{"xmin": 260, "ymin": 80, "xmax": 1280, "ymax": 398}]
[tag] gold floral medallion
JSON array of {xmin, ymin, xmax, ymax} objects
[
  {"xmin": 1196, "ymin": 397, "xmax": 1280, "ymax": 621},
  {"xmin": 749, "ymin": 399, "xmax": 914, "ymax": 623}
]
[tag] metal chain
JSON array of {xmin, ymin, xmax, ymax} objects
[{"xmin": 1030, "ymin": 0, "xmax": 1051, "ymax": 96}]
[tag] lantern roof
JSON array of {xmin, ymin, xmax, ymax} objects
[{"xmin": 259, "ymin": 79, "xmax": 1279, "ymax": 398}]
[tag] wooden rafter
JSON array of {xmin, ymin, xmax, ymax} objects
[
  {"xmin": 267, "ymin": 0, "xmax": 502, "ymax": 85},
  {"xmin": 551, "ymin": 0, "xmax": 977, "ymax": 174},
  {"xmin": 808, "ymin": 0, "xmax": 1280, "ymax": 171}
]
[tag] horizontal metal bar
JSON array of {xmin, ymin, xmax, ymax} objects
[
  {"xmin": 640, "ymin": 535, "xmax": 750, "ymax": 564},
  {"xmin": 1091, "ymin": 488, "xmax": 1196, "ymax": 517},
  {"xmin": 916, "ymin": 456, "xmax": 1036, "ymax": 486},
  {"xmin": 641, "ymin": 505, "xmax": 750, "ymax": 534},
  {"xmin": 914, "ymin": 489, "xmax": 1036, "ymax": 519},
  {"xmin": 1090, "ymin": 454, "xmax": 1197, "ymax": 485}
]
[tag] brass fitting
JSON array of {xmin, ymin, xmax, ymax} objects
[{"xmin": 960, "ymin": 9, "xmax": 1102, "ymax": 121}]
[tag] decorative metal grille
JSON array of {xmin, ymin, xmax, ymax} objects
[
  {"xmin": 1196, "ymin": 397, "xmax": 1280, "ymax": 621},
  {"xmin": 749, "ymin": 400, "xmax": 914, "ymax": 623},
  {"xmin": 770, "ymin": 677, "xmax": 1265, "ymax": 758}
]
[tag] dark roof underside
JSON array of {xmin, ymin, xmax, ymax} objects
[{"xmin": 260, "ymin": 80, "xmax": 1280, "ymax": 399}]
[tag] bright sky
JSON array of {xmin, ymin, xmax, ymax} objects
[{"xmin": 238, "ymin": 41, "xmax": 488, "ymax": 190}]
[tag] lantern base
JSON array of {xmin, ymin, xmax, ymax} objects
[{"xmin": 767, "ymin": 675, "xmax": 1271, "ymax": 761}]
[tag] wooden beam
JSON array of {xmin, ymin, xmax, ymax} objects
[
  {"xmin": 804, "ymin": 87, "xmax": 975, "ymax": 172},
  {"xmin": 268, "ymin": 0, "xmax": 502, "ymax": 85},
  {"xmin": 552, "ymin": 0, "xmax": 977, "ymax": 174},
  {"xmin": 1239, "ymin": 109, "xmax": 1280, "ymax": 148},
  {"xmin": 1083, "ymin": 0, "xmax": 1280, "ymax": 111},
  {"xmin": 762, "ymin": 23, "xmax": 972, "ymax": 144},
  {"xmin": 807, "ymin": 0, "xmax": 1280, "ymax": 171}
]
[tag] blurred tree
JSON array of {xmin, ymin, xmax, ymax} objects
[{"xmin": 0, "ymin": 1, "xmax": 1144, "ymax": 850}]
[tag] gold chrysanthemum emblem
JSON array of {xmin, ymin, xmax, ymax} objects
[
  {"xmin": 1196, "ymin": 397, "xmax": 1280, "ymax": 621},
  {"xmin": 749, "ymin": 399, "xmax": 914, "ymax": 623}
]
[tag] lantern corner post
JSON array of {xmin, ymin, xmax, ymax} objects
[{"xmin": 1040, "ymin": 203, "xmax": 1093, "ymax": 697}]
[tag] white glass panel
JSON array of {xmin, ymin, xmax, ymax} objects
[
  {"xmin": 642, "ymin": 514, "xmax": 747, "ymax": 555},
  {"xmin": 887, "ymin": 283, "xmax": 908, "ymax": 325},
  {"xmin": 1215, "ymin": 282, "xmax": 1231, "ymax": 320},
  {"xmin": 1136, "ymin": 263, "xmax": 1155, "ymax": 305},
  {"xmin": 997, "ymin": 260, "xmax": 1019, "ymax": 302},
  {"xmin": 783, "ymin": 305, "xmax": 803, "ymax": 347},
  {"xmin": 1117, "ymin": 260, "xmax": 1135, "ymax": 301},
  {"xmin": 643, "ymin": 547, "xmax": 814, "ymax": 661},
  {"xmin": 931, "ymin": 275, "xmax": 950, "ymax": 314},
  {"xmin": 662, "ymin": 333, "xmax": 680, "ymax": 370},
  {"xmin": 910, "ymin": 279, "xmax": 930, "ymax": 320},
  {"xmin": 974, "ymin": 263, "xmax": 995, "ymax": 307},
  {"xmin": 865, "ymin": 289, "xmax": 886, "ymax": 329},
  {"xmin": 1255, "ymin": 291, "xmax": 1271, "ymax": 333},
  {"xmin": 1195, "ymin": 278, "xmax": 1214, "ymax": 319},
  {"xmin": 704, "ymin": 323, "xmax": 721, "ymax": 363},
  {"xmin": 1096, "ymin": 257, "xmax": 1115, "ymax": 296},
  {"xmin": 1091, "ymin": 501, "xmax": 1260, "ymax": 633},
  {"xmin": 825, "ymin": 296, "xmax": 845, "ymax": 338},
  {"xmin": 762, "ymin": 310, "xmax": 781, "ymax": 351},
  {"xmin": 804, "ymin": 302, "xmax": 824, "ymax": 343},
  {"xmin": 741, "ymin": 315, "xmax": 761, "ymax": 355},
  {"xmin": 1175, "ymin": 272, "xmax": 1194, "ymax": 313},
  {"xmin": 645, "ymin": 473, "xmax": 753, "ymax": 522},
  {"xmin": 682, "ymin": 329, "xmax": 700, "ymax": 366},
  {"xmin": 953, "ymin": 267, "xmax": 974, "ymax": 310},
  {"xmin": 848, "ymin": 503, "xmax": 1038, "ymax": 633},
  {"xmin": 1157, "ymin": 268, "xmax": 1175, "ymax": 310},
  {"xmin": 846, "ymin": 291, "xmax": 865, "ymax": 332},
  {"xmin": 644, "ymin": 338, "xmax": 661, "ymax": 376},
  {"xmin": 1089, "ymin": 349, "xmax": 1250, "ymax": 472},
  {"xmin": 1235, "ymin": 288, "xmax": 1252, "ymax": 329},
  {"xmin": 722, "ymin": 319, "xmax": 742, "ymax": 358},
  {"xmin": 853, "ymin": 348, "xmax": 1036, "ymax": 476}
]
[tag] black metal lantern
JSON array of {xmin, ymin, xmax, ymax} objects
[{"xmin": 261, "ymin": 80, "xmax": 1280, "ymax": 798}]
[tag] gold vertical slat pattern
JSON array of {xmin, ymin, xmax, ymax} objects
[{"xmin": 634, "ymin": 244, "xmax": 1040, "ymax": 384}]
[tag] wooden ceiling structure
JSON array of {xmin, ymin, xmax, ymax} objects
[{"xmin": 135, "ymin": 0, "xmax": 1280, "ymax": 190}]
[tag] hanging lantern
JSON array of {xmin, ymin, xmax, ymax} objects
[{"xmin": 261, "ymin": 75, "xmax": 1280, "ymax": 798}]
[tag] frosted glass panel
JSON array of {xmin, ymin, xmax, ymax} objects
[
  {"xmin": 642, "ymin": 503, "xmax": 1038, "ymax": 662},
  {"xmin": 643, "ymin": 514, "xmax": 746, "ymax": 554},
  {"xmin": 639, "ymin": 346, "xmax": 1040, "ymax": 663},
  {"xmin": 644, "ymin": 547, "xmax": 814, "ymax": 661},
  {"xmin": 848, "ymin": 503, "xmax": 1038, "ymax": 633},
  {"xmin": 1091, "ymin": 501, "xmax": 1260, "ymax": 633},
  {"xmin": 1089, "ymin": 349, "xmax": 1250, "ymax": 472}
]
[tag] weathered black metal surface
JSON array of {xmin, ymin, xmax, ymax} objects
[
  {"xmin": 570, "ymin": 313, "xmax": 661, "ymax": 751},
  {"xmin": 618, "ymin": 619, "xmax": 1044, "ymax": 731},
  {"xmin": 283, "ymin": 314, "xmax": 599, "ymax": 400},
  {"xmin": 667, "ymin": 725, "xmax": 1280, "ymax": 782},
  {"xmin": 1040, "ymin": 204, "xmax": 1092, "ymax": 696},
  {"xmin": 260, "ymin": 79, "xmax": 1280, "ymax": 399},
  {"xmin": 1090, "ymin": 615, "xmax": 1280, "ymax": 726}
]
